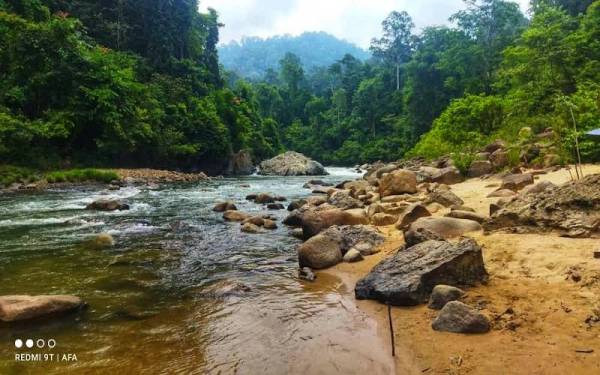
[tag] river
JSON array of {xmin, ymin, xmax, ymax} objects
[{"xmin": 0, "ymin": 168, "xmax": 395, "ymax": 374}]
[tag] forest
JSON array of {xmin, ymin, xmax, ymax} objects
[
  {"xmin": 0, "ymin": 0, "xmax": 599, "ymax": 173},
  {"xmin": 237, "ymin": 0, "xmax": 600, "ymax": 166},
  {"xmin": 219, "ymin": 32, "xmax": 370, "ymax": 81}
]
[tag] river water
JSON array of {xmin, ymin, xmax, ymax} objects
[{"xmin": 0, "ymin": 168, "xmax": 394, "ymax": 374}]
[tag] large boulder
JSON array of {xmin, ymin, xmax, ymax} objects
[
  {"xmin": 418, "ymin": 167, "xmax": 464, "ymax": 185},
  {"xmin": 486, "ymin": 173, "xmax": 600, "ymax": 237},
  {"xmin": 0, "ymin": 295, "xmax": 85, "ymax": 322},
  {"xmin": 425, "ymin": 189, "xmax": 464, "ymax": 207},
  {"xmin": 490, "ymin": 149, "xmax": 509, "ymax": 169},
  {"xmin": 395, "ymin": 203, "xmax": 431, "ymax": 230},
  {"xmin": 483, "ymin": 139, "xmax": 506, "ymax": 154},
  {"xmin": 403, "ymin": 228, "xmax": 445, "ymax": 247},
  {"xmin": 355, "ymin": 238, "xmax": 488, "ymax": 306},
  {"xmin": 259, "ymin": 151, "xmax": 328, "ymax": 176},
  {"xmin": 379, "ymin": 169, "xmax": 417, "ymax": 197},
  {"xmin": 408, "ymin": 217, "xmax": 482, "ymax": 239},
  {"xmin": 371, "ymin": 213, "xmax": 397, "ymax": 226},
  {"xmin": 287, "ymin": 199, "xmax": 308, "ymax": 211},
  {"xmin": 468, "ymin": 160, "xmax": 493, "ymax": 178},
  {"xmin": 431, "ymin": 167, "xmax": 464, "ymax": 185},
  {"xmin": 500, "ymin": 173, "xmax": 534, "ymax": 191},
  {"xmin": 328, "ymin": 190, "xmax": 364, "ymax": 210},
  {"xmin": 446, "ymin": 210, "xmax": 486, "ymax": 224},
  {"xmin": 299, "ymin": 208, "xmax": 368, "ymax": 239},
  {"xmin": 86, "ymin": 199, "xmax": 129, "ymax": 211},
  {"xmin": 432, "ymin": 301, "xmax": 490, "ymax": 333},
  {"xmin": 226, "ymin": 149, "xmax": 255, "ymax": 175},
  {"xmin": 298, "ymin": 225, "xmax": 385, "ymax": 269}
]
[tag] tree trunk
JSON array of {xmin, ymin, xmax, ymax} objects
[{"xmin": 396, "ymin": 64, "xmax": 400, "ymax": 91}]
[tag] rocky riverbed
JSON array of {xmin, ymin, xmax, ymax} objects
[{"xmin": 2, "ymin": 161, "xmax": 600, "ymax": 374}]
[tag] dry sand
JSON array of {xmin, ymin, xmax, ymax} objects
[{"xmin": 320, "ymin": 165, "xmax": 600, "ymax": 375}]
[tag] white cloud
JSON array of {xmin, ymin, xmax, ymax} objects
[{"xmin": 201, "ymin": 0, "xmax": 531, "ymax": 48}]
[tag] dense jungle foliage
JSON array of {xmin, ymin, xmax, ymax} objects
[
  {"xmin": 234, "ymin": 0, "xmax": 599, "ymax": 165},
  {"xmin": 1, "ymin": 0, "xmax": 599, "ymax": 172},
  {"xmin": 0, "ymin": 0, "xmax": 282, "ymax": 173}
]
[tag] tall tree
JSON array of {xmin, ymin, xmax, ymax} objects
[
  {"xmin": 370, "ymin": 11, "xmax": 415, "ymax": 91},
  {"xmin": 451, "ymin": 0, "xmax": 528, "ymax": 94}
]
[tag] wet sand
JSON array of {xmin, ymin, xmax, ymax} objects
[{"xmin": 323, "ymin": 165, "xmax": 600, "ymax": 374}]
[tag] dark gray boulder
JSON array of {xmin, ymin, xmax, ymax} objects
[
  {"xmin": 431, "ymin": 301, "xmax": 490, "ymax": 333},
  {"xmin": 355, "ymin": 238, "xmax": 488, "ymax": 306},
  {"xmin": 403, "ymin": 228, "xmax": 445, "ymax": 247}
]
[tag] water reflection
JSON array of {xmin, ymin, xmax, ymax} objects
[{"xmin": 0, "ymin": 168, "xmax": 392, "ymax": 374}]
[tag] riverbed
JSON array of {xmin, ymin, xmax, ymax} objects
[{"xmin": 0, "ymin": 168, "xmax": 394, "ymax": 374}]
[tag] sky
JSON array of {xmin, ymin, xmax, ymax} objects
[{"xmin": 201, "ymin": 0, "xmax": 531, "ymax": 48}]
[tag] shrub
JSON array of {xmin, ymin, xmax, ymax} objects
[{"xmin": 44, "ymin": 169, "xmax": 118, "ymax": 184}]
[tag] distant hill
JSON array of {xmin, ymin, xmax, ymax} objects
[{"xmin": 219, "ymin": 32, "xmax": 370, "ymax": 79}]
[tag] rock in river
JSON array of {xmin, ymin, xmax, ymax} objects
[
  {"xmin": 259, "ymin": 151, "xmax": 328, "ymax": 176},
  {"xmin": 298, "ymin": 225, "xmax": 385, "ymax": 269},
  {"xmin": 213, "ymin": 201, "xmax": 237, "ymax": 212},
  {"xmin": 223, "ymin": 210, "xmax": 251, "ymax": 222},
  {"xmin": 299, "ymin": 208, "xmax": 369, "ymax": 239},
  {"xmin": 432, "ymin": 301, "xmax": 490, "ymax": 333},
  {"xmin": 355, "ymin": 238, "xmax": 488, "ymax": 306},
  {"xmin": 86, "ymin": 199, "xmax": 129, "ymax": 211},
  {"xmin": 0, "ymin": 295, "xmax": 86, "ymax": 322}
]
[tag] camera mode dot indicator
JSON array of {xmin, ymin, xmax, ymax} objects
[{"xmin": 15, "ymin": 339, "xmax": 23, "ymax": 348}]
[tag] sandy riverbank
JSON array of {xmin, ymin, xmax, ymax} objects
[{"xmin": 319, "ymin": 164, "xmax": 600, "ymax": 374}]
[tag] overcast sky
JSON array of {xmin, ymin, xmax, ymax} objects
[{"xmin": 201, "ymin": 0, "xmax": 531, "ymax": 48}]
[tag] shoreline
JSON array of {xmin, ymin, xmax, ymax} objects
[
  {"xmin": 0, "ymin": 168, "xmax": 211, "ymax": 194},
  {"xmin": 322, "ymin": 164, "xmax": 600, "ymax": 374}
]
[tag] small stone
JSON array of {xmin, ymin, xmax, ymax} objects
[
  {"xmin": 428, "ymin": 285, "xmax": 465, "ymax": 310},
  {"xmin": 432, "ymin": 301, "xmax": 490, "ymax": 333},
  {"xmin": 263, "ymin": 219, "xmax": 277, "ymax": 230},
  {"xmin": 224, "ymin": 210, "xmax": 251, "ymax": 222},
  {"xmin": 354, "ymin": 241, "xmax": 380, "ymax": 256},
  {"xmin": 267, "ymin": 203, "xmax": 285, "ymax": 210},
  {"xmin": 241, "ymin": 223, "xmax": 261, "ymax": 234},
  {"xmin": 343, "ymin": 249, "xmax": 363, "ymax": 263},
  {"xmin": 291, "ymin": 228, "xmax": 304, "ymax": 239},
  {"xmin": 299, "ymin": 267, "xmax": 316, "ymax": 281},
  {"xmin": 213, "ymin": 201, "xmax": 237, "ymax": 212},
  {"xmin": 88, "ymin": 233, "xmax": 115, "ymax": 249}
]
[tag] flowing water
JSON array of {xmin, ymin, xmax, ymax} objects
[{"xmin": 0, "ymin": 168, "xmax": 394, "ymax": 374}]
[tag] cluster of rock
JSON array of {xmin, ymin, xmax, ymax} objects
[
  {"xmin": 467, "ymin": 131, "xmax": 561, "ymax": 178},
  {"xmin": 485, "ymin": 173, "xmax": 600, "ymax": 238},
  {"xmin": 259, "ymin": 151, "xmax": 328, "ymax": 176},
  {"xmin": 275, "ymin": 162, "xmax": 497, "ymax": 333},
  {"xmin": 115, "ymin": 168, "xmax": 209, "ymax": 184},
  {"xmin": 213, "ymin": 192, "xmax": 287, "ymax": 234},
  {"xmin": 278, "ymin": 163, "xmax": 489, "ymax": 275}
]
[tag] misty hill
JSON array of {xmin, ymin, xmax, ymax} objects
[{"xmin": 219, "ymin": 32, "xmax": 370, "ymax": 79}]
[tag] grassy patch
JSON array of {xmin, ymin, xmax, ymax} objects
[
  {"xmin": 45, "ymin": 169, "xmax": 119, "ymax": 184},
  {"xmin": 0, "ymin": 165, "xmax": 40, "ymax": 187}
]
